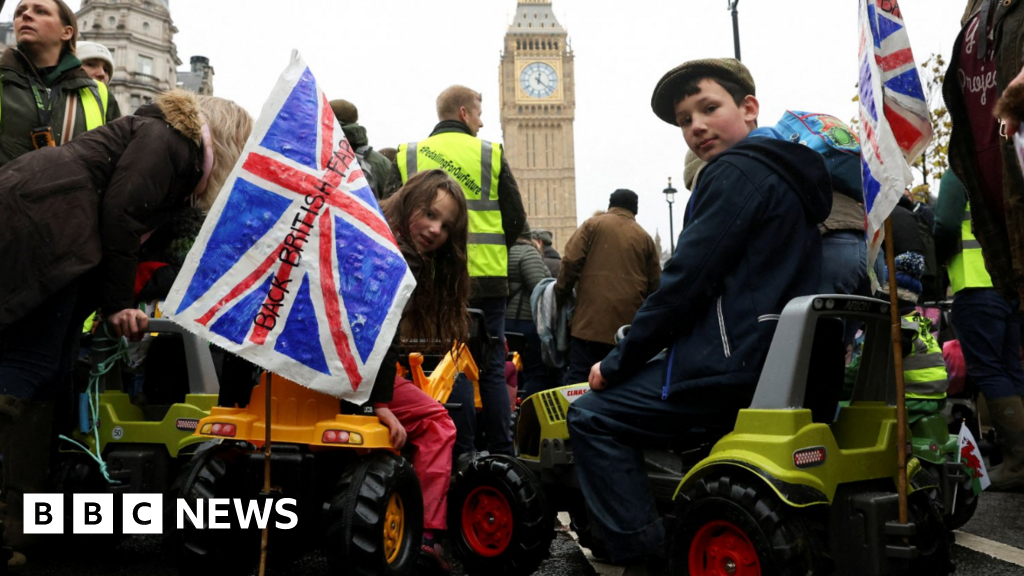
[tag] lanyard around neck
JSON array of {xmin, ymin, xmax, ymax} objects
[{"xmin": 27, "ymin": 76, "xmax": 54, "ymax": 127}]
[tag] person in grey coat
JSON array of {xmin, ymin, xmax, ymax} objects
[{"xmin": 505, "ymin": 223, "xmax": 552, "ymax": 396}]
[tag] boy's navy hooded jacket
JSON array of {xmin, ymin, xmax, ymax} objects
[{"xmin": 600, "ymin": 135, "xmax": 832, "ymax": 397}]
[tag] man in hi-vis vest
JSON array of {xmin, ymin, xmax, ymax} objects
[
  {"xmin": 386, "ymin": 85, "xmax": 526, "ymax": 457},
  {"xmin": 935, "ymin": 170, "xmax": 1024, "ymax": 491}
]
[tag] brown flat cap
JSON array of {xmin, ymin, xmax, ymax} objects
[
  {"xmin": 329, "ymin": 99, "xmax": 358, "ymax": 124},
  {"xmin": 651, "ymin": 58, "xmax": 756, "ymax": 126}
]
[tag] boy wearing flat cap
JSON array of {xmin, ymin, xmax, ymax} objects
[{"xmin": 567, "ymin": 58, "xmax": 832, "ymax": 565}]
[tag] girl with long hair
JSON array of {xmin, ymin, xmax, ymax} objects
[{"xmin": 371, "ymin": 169, "xmax": 470, "ymax": 572}]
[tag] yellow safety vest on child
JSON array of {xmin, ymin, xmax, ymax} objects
[{"xmin": 902, "ymin": 312, "xmax": 948, "ymax": 400}]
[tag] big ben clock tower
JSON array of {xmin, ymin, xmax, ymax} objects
[{"xmin": 500, "ymin": 0, "xmax": 577, "ymax": 252}]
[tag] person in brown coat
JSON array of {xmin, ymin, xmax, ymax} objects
[
  {"xmin": 0, "ymin": 89, "xmax": 251, "ymax": 561},
  {"xmin": 556, "ymin": 189, "xmax": 661, "ymax": 384}
]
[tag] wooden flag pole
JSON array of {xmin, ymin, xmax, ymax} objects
[
  {"xmin": 259, "ymin": 376, "xmax": 273, "ymax": 576},
  {"xmin": 883, "ymin": 217, "xmax": 909, "ymax": 525}
]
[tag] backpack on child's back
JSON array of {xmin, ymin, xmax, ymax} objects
[{"xmin": 771, "ymin": 110, "xmax": 863, "ymax": 198}]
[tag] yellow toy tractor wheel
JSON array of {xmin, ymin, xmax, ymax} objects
[
  {"xmin": 324, "ymin": 452, "xmax": 422, "ymax": 576},
  {"xmin": 383, "ymin": 491, "xmax": 406, "ymax": 563}
]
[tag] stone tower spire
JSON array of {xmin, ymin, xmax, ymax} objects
[{"xmin": 499, "ymin": 1, "xmax": 577, "ymax": 252}]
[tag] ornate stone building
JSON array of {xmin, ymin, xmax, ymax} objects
[
  {"xmin": 500, "ymin": 0, "xmax": 577, "ymax": 252},
  {"xmin": 71, "ymin": 0, "xmax": 213, "ymax": 114},
  {"xmin": 75, "ymin": 0, "xmax": 177, "ymax": 114}
]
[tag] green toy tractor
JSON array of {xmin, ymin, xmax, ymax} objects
[
  {"xmin": 52, "ymin": 318, "xmax": 221, "ymax": 546},
  {"xmin": 910, "ymin": 412, "xmax": 977, "ymax": 530},
  {"xmin": 908, "ymin": 301, "xmax": 980, "ymax": 531},
  {"xmin": 63, "ymin": 318, "xmax": 220, "ymax": 475},
  {"xmin": 452, "ymin": 295, "xmax": 952, "ymax": 576}
]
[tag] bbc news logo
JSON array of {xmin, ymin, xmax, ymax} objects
[{"xmin": 24, "ymin": 494, "xmax": 298, "ymax": 534}]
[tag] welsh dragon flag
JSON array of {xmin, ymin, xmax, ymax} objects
[{"xmin": 958, "ymin": 421, "xmax": 991, "ymax": 496}]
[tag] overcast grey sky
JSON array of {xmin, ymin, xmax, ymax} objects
[{"xmin": 1, "ymin": 0, "xmax": 966, "ymax": 249}]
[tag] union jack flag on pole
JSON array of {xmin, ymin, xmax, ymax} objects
[
  {"xmin": 858, "ymin": 0, "xmax": 933, "ymax": 280},
  {"xmin": 165, "ymin": 51, "xmax": 415, "ymax": 403}
]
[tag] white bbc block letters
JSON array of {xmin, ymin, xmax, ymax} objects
[
  {"xmin": 23, "ymin": 494, "xmax": 63, "ymax": 534},
  {"xmin": 21, "ymin": 494, "xmax": 299, "ymax": 534},
  {"xmin": 123, "ymin": 494, "xmax": 163, "ymax": 534},
  {"xmin": 73, "ymin": 493, "xmax": 114, "ymax": 534}
]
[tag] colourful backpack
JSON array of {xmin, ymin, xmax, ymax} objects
[{"xmin": 772, "ymin": 110, "xmax": 862, "ymax": 199}]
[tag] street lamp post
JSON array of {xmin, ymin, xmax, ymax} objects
[
  {"xmin": 664, "ymin": 177, "xmax": 677, "ymax": 253},
  {"xmin": 727, "ymin": 0, "xmax": 741, "ymax": 61}
]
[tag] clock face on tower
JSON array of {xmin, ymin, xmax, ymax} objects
[{"xmin": 520, "ymin": 61, "xmax": 558, "ymax": 99}]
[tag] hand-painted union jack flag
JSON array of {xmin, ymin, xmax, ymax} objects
[
  {"xmin": 165, "ymin": 51, "xmax": 415, "ymax": 403},
  {"xmin": 858, "ymin": 0, "xmax": 933, "ymax": 283},
  {"xmin": 869, "ymin": 1, "xmax": 933, "ymax": 161}
]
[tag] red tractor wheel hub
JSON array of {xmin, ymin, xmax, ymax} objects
[
  {"xmin": 688, "ymin": 520, "xmax": 761, "ymax": 576},
  {"xmin": 461, "ymin": 485, "xmax": 513, "ymax": 557}
]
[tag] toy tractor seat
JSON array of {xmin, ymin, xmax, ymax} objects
[
  {"xmin": 803, "ymin": 316, "xmax": 846, "ymax": 423},
  {"xmin": 666, "ymin": 317, "xmax": 844, "ymax": 453},
  {"xmin": 664, "ymin": 316, "xmax": 845, "ymax": 457},
  {"xmin": 666, "ymin": 424, "xmax": 734, "ymax": 465}
]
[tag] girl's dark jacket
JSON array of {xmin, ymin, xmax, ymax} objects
[
  {"xmin": 600, "ymin": 136, "xmax": 832, "ymax": 396},
  {"xmin": 0, "ymin": 89, "xmax": 205, "ymax": 331}
]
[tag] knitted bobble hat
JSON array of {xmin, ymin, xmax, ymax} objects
[{"xmin": 879, "ymin": 251, "xmax": 926, "ymax": 304}]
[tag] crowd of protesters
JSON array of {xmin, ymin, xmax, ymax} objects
[{"xmin": 1, "ymin": 0, "xmax": 1024, "ymax": 573}]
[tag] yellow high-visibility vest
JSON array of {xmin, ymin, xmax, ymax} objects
[
  {"xmin": 397, "ymin": 132, "xmax": 506, "ymax": 279},
  {"xmin": 79, "ymin": 81, "xmax": 109, "ymax": 131},
  {"xmin": 0, "ymin": 79, "xmax": 109, "ymax": 132},
  {"xmin": 947, "ymin": 202, "xmax": 992, "ymax": 293},
  {"xmin": 902, "ymin": 312, "xmax": 948, "ymax": 400}
]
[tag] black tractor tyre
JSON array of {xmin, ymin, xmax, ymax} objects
[
  {"xmin": 670, "ymin": 472, "xmax": 816, "ymax": 576},
  {"xmin": 915, "ymin": 462, "xmax": 977, "ymax": 533},
  {"xmin": 904, "ymin": 490, "xmax": 954, "ymax": 575},
  {"xmin": 946, "ymin": 476, "xmax": 979, "ymax": 532},
  {"xmin": 940, "ymin": 462, "xmax": 979, "ymax": 532},
  {"xmin": 323, "ymin": 452, "xmax": 423, "ymax": 576},
  {"xmin": 162, "ymin": 441, "xmax": 257, "ymax": 576},
  {"xmin": 449, "ymin": 454, "xmax": 554, "ymax": 575}
]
